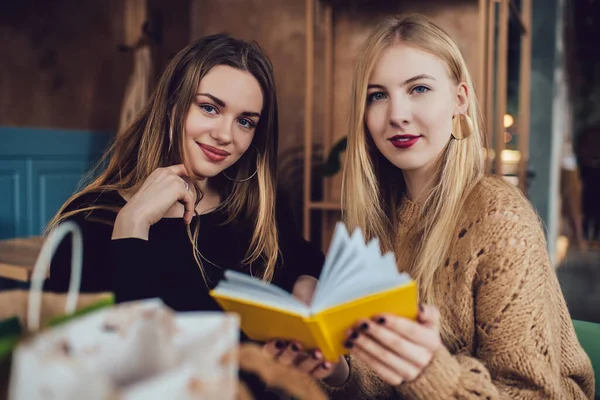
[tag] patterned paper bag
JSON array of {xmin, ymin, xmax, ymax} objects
[
  {"xmin": 9, "ymin": 299, "xmax": 239, "ymax": 400},
  {"xmin": 0, "ymin": 221, "xmax": 113, "ymax": 400},
  {"xmin": 7, "ymin": 221, "xmax": 239, "ymax": 400}
]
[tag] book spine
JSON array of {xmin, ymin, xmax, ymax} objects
[{"xmin": 306, "ymin": 316, "xmax": 339, "ymax": 362}]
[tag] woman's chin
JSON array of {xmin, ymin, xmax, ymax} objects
[
  {"xmin": 189, "ymin": 163, "xmax": 224, "ymax": 180},
  {"xmin": 386, "ymin": 158, "xmax": 428, "ymax": 172}
]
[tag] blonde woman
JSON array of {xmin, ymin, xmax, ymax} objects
[
  {"xmin": 46, "ymin": 34, "xmax": 324, "ymax": 317},
  {"xmin": 318, "ymin": 15, "xmax": 594, "ymax": 399}
]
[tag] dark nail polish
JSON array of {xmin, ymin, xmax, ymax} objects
[
  {"xmin": 376, "ymin": 317, "xmax": 386, "ymax": 325},
  {"xmin": 349, "ymin": 330, "xmax": 359, "ymax": 340},
  {"xmin": 275, "ymin": 340, "xmax": 286, "ymax": 349},
  {"xmin": 344, "ymin": 340, "xmax": 354, "ymax": 349},
  {"xmin": 291, "ymin": 343, "xmax": 299, "ymax": 352},
  {"xmin": 359, "ymin": 322, "xmax": 369, "ymax": 331}
]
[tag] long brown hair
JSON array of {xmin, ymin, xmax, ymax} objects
[
  {"xmin": 47, "ymin": 34, "xmax": 280, "ymax": 283},
  {"xmin": 342, "ymin": 15, "xmax": 486, "ymax": 344}
]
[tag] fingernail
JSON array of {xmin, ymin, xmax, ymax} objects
[
  {"xmin": 344, "ymin": 340, "xmax": 354, "ymax": 349},
  {"xmin": 349, "ymin": 330, "xmax": 359, "ymax": 340},
  {"xmin": 291, "ymin": 343, "xmax": 299, "ymax": 352},
  {"xmin": 275, "ymin": 340, "xmax": 286, "ymax": 349},
  {"xmin": 376, "ymin": 317, "xmax": 386, "ymax": 325},
  {"xmin": 312, "ymin": 351, "xmax": 322, "ymax": 360},
  {"xmin": 321, "ymin": 362, "xmax": 331, "ymax": 369},
  {"xmin": 359, "ymin": 322, "xmax": 369, "ymax": 331}
]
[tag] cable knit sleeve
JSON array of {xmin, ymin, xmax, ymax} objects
[{"xmin": 395, "ymin": 213, "xmax": 595, "ymax": 399}]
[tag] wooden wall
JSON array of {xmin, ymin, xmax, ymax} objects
[
  {"xmin": 0, "ymin": 0, "xmax": 129, "ymax": 131},
  {"xmin": 0, "ymin": 0, "xmax": 190, "ymax": 132}
]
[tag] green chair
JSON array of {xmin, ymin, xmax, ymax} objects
[{"xmin": 573, "ymin": 319, "xmax": 600, "ymax": 399}]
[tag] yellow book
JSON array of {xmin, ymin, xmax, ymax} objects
[{"xmin": 210, "ymin": 223, "xmax": 418, "ymax": 362}]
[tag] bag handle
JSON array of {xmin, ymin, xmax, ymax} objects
[{"xmin": 27, "ymin": 221, "xmax": 83, "ymax": 331}]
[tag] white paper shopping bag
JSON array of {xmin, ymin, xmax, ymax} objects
[
  {"xmin": 10, "ymin": 299, "xmax": 239, "ymax": 400},
  {"xmin": 8, "ymin": 219, "xmax": 240, "ymax": 400},
  {"xmin": 122, "ymin": 312, "xmax": 239, "ymax": 400}
]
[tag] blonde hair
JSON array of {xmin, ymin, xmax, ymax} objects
[
  {"xmin": 47, "ymin": 34, "xmax": 280, "ymax": 283},
  {"xmin": 342, "ymin": 15, "xmax": 486, "ymax": 344}
]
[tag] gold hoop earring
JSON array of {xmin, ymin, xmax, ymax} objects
[
  {"xmin": 222, "ymin": 145, "xmax": 259, "ymax": 183},
  {"xmin": 451, "ymin": 113, "xmax": 473, "ymax": 140}
]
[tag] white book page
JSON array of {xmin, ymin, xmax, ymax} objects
[
  {"xmin": 311, "ymin": 255, "xmax": 407, "ymax": 313},
  {"xmin": 310, "ymin": 224, "xmax": 412, "ymax": 313},
  {"xmin": 212, "ymin": 225, "xmax": 412, "ymax": 318},
  {"xmin": 320, "ymin": 230, "xmax": 373, "ymax": 291},
  {"xmin": 213, "ymin": 270, "xmax": 310, "ymax": 316},
  {"xmin": 310, "ymin": 223, "xmax": 356, "ymax": 307},
  {"xmin": 315, "ymin": 222, "xmax": 349, "ymax": 286}
]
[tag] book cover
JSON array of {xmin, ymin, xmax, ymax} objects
[{"xmin": 211, "ymin": 223, "xmax": 418, "ymax": 361}]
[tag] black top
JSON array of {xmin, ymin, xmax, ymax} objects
[
  {"xmin": 46, "ymin": 190, "xmax": 325, "ymax": 397},
  {"xmin": 47, "ymin": 190, "xmax": 325, "ymax": 312}
]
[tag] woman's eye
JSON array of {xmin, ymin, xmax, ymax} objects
[
  {"xmin": 367, "ymin": 92, "xmax": 387, "ymax": 103},
  {"xmin": 238, "ymin": 119, "xmax": 256, "ymax": 130},
  {"xmin": 412, "ymin": 85, "xmax": 429, "ymax": 94},
  {"xmin": 200, "ymin": 104, "xmax": 217, "ymax": 114}
]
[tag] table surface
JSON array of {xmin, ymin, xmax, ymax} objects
[{"xmin": 0, "ymin": 236, "xmax": 44, "ymax": 282}]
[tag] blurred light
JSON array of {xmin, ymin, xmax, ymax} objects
[
  {"xmin": 501, "ymin": 149, "xmax": 521, "ymax": 163},
  {"xmin": 504, "ymin": 114, "xmax": 514, "ymax": 128},
  {"xmin": 555, "ymin": 235, "xmax": 569, "ymax": 266},
  {"xmin": 504, "ymin": 131, "xmax": 513, "ymax": 143}
]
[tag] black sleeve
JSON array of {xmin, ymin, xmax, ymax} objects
[
  {"xmin": 274, "ymin": 189, "xmax": 325, "ymax": 291},
  {"xmin": 47, "ymin": 215, "xmax": 162, "ymax": 304}
]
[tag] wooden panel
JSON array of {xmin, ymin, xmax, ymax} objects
[
  {"xmin": 0, "ymin": 127, "xmax": 112, "ymax": 158},
  {"xmin": 31, "ymin": 161, "xmax": 88, "ymax": 235},
  {"xmin": 518, "ymin": 0, "xmax": 532, "ymax": 193},
  {"xmin": 304, "ymin": 0, "xmax": 316, "ymax": 239},
  {"xmin": 124, "ymin": 0, "xmax": 147, "ymax": 46},
  {"xmin": 494, "ymin": 0, "xmax": 509, "ymax": 176},
  {"xmin": 0, "ymin": 128, "xmax": 111, "ymax": 240},
  {"xmin": 0, "ymin": 160, "xmax": 28, "ymax": 239},
  {"xmin": 486, "ymin": 0, "xmax": 496, "ymax": 168},
  {"xmin": 0, "ymin": 0, "xmax": 130, "ymax": 131},
  {"xmin": 0, "ymin": 236, "xmax": 44, "ymax": 282}
]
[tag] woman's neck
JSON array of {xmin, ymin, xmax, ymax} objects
[
  {"xmin": 401, "ymin": 161, "xmax": 437, "ymax": 201},
  {"xmin": 196, "ymin": 182, "xmax": 222, "ymax": 215}
]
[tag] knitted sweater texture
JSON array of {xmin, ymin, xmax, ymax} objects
[{"xmin": 323, "ymin": 176, "xmax": 594, "ymax": 399}]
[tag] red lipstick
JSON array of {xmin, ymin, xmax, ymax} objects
[
  {"xmin": 389, "ymin": 135, "xmax": 421, "ymax": 149},
  {"xmin": 198, "ymin": 143, "xmax": 229, "ymax": 162}
]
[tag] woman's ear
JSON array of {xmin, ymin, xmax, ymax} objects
[{"xmin": 455, "ymin": 82, "xmax": 469, "ymax": 115}]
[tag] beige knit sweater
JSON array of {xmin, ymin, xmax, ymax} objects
[{"xmin": 322, "ymin": 176, "xmax": 595, "ymax": 399}]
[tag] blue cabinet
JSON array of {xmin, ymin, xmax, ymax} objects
[
  {"xmin": 0, "ymin": 160, "xmax": 28, "ymax": 238},
  {"xmin": 0, "ymin": 128, "xmax": 111, "ymax": 239}
]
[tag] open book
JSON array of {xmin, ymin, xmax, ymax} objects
[{"xmin": 210, "ymin": 223, "xmax": 418, "ymax": 361}]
